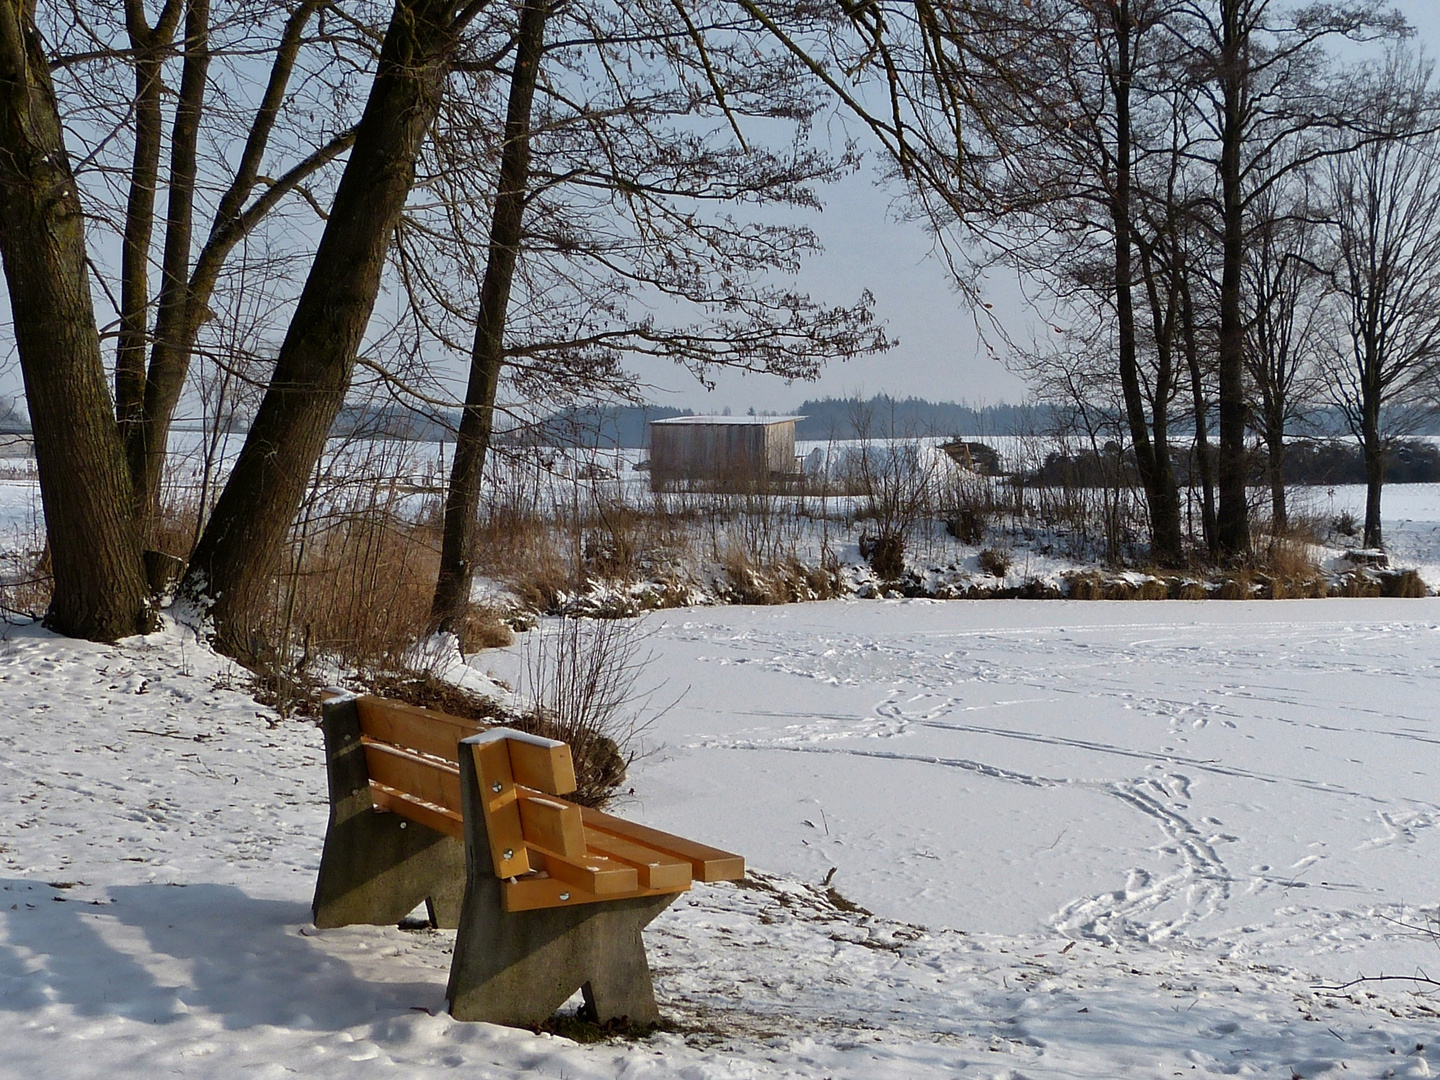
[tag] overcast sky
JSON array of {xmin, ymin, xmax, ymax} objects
[
  {"xmin": 638, "ymin": 1, "xmax": 1440, "ymax": 416},
  {"xmin": 0, "ymin": 4, "xmax": 1434, "ymax": 419}
]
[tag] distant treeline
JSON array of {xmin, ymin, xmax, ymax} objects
[
  {"xmin": 1015, "ymin": 438, "xmax": 1440, "ymax": 487},
  {"xmin": 791, "ymin": 397, "xmax": 1054, "ymax": 440},
  {"xmin": 315, "ymin": 397, "xmax": 1440, "ymax": 452},
  {"xmin": 519, "ymin": 397, "xmax": 1053, "ymax": 447}
]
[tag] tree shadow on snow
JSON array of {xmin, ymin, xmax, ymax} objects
[{"xmin": 0, "ymin": 877, "xmax": 448, "ymax": 1030}]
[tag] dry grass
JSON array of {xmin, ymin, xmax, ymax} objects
[
  {"xmin": 1171, "ymin": 580, "xmax": 1209, "ymax": 600},
  {"xmin": 1063, "ymin": 572, "xmax": 1168, "ymax": 600},
  {"xmin": 1329, "ymin": 572, "xmax": 1383, "ymax": 598},
  {"xmin": 463, "ymin": 604, "xmax": 515, "ymax": 649},
  {"xmin": 1382, "ymin": 568, "xmax": 1429, "ymax": 597},
  {"xmin": 719, "ymin": 546, "xmax": 841, "ymax": 605}
]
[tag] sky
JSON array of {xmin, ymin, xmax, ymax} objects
[
  {"xmin": 1, "ymin": 3, "xmax": 1437, "ymax": 419},
  {"xmin": 636, "ymin": 0, "xmax": 1440, "ymax": 416}
]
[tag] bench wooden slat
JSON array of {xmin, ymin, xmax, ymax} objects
[
  {"xmin": 369, "ymin": 782, "xmax": 464, "ymax": 839},
  {"xmin": 505, "ymin": 736, "xmax": 577, "ymax": 795},
  {"xmin": 501, "ymin": 873, "xmax": 690, "ymax": 914},
  {"xmin": 580, "ymin": 806, "xmax": 745, "ymax": 882},
  {"xmin": 470, "ymin": 740, "xmax": 532, "ymax": 879},
  {"xmin": 357, "ymin": 698, "xmax": 481, "ymax": 763},
  {"xmin": 363, "ymin": 738, "xmax": 461, "ymax": 814},
  {"xmin": 526, "ymin": 846, "xmax": 639, "ymax": 895},
  {"xmin": 517, "ymin": 795, "xmax": 585, "ymax": 858},
  {"xmin": 583, "ymin": 831, "xmax": 692, "ymax": 890}
]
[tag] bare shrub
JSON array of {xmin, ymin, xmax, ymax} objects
[
  {"xmin": 0, "ymin": 548, "xmax": 50, "ymax": 621},
  {"xmin": 859, "ymin": 531, "xmax": 906, "ymax": 580},
  {"xmin": 843, "ymin": 406, "xmax": 941, "ymax": 578},
  {"xmin": 977, "ymin": 546, "xmax": 1013, "ymax": 578},
  {"xmin": 946, "ymin": 506, "xmax": 988, "ymax": 546},
  {"xmin": 1332, "ymin": 510, "xmax": 1360, "ymax": 539},
  {"xmin": 518, "ymin": 616, "xmax": 663, "ymax": 806}
]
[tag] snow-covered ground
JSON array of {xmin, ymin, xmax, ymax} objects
[{"xmin": 4, "ymin": 598, "xmax": 1440, "ymax": 1078}]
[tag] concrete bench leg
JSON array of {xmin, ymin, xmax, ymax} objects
[
  {"xmin": 447, "ymin": 747, "xmax": 677, "ymax": 1026},
  {"xmin": 312, "ymin": 697, "xmax": 465, "ymax": 929}
]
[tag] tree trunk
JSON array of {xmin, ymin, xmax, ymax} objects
[
  {"xmin": 0, "ymin": 0, "xmax": 155, "ymax": 639},
  {"xmin": 1215, "ymin": 0, "xmax": 1251, "ymax": 562},
  {"xmin": 1180, "ymin": 275, "xmax": 1217, "ymax": 558},
  {"xmin": 1264, "ymin": 426, "xmax": 1286, "ymax": 533},
  {"xmin": 1361, "ymin": 390, "xmax": 1384, "ymax": 549},
  {"xmin": 181, "ymin": 0, "xmax": 463, "ymax": 659},
  {"xmin": 116, "ymin": 0, "xmax": 182, "ymax": 448},
  {"xmin": 1106, "ymin": 1, "xmax": 1182, "ymax": 568},
  {"xmin": 431, "ymin": 0, "xmax": 548, "ymax": 638},
  {"xmin": 127, "ymin": 0, "xmax": 211, "ymax": 528}
]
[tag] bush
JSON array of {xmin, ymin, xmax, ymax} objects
[
  {"xmin": 860, "ymin": 532, "xmax": 906, "ymax": 580},
  {"xmin": 518, "ymin": 616, "xmax": 660, "ymax": 807},
  {"xmin": 946, "ymin": 507, "xmax": 987, "ymax": 545},
  {"xmin": 977, "ymin": 547, "xmax": 1013, "ymax": 578}
]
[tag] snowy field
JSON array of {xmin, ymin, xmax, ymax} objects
[{"xmin": 4, "ymin": 597, "xmax": 1440, "ymax": 1078}]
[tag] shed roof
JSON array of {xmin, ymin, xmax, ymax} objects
[{"xmin": 650, "ymin": 415, "xmax": 805, "ymax": 426}]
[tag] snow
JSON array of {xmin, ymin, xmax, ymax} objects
[{"xmin": 3, "ymin": 597, "xmax": 1440, "ymax": 1078}]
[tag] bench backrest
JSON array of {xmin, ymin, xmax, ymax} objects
[{"xmin": 350, "ymin": 695, "xmax": 743, "ymax": 911}]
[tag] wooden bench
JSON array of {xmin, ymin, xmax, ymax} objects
[{"xmin": 311, "ymin": 693, "xmax": 744, "ymax": 1026}]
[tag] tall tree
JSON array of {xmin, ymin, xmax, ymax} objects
[
  {"xmin": 118, "ymin": 0, "xmax": 357, "ymax": 531},
  {"xmin": 0, "ymin": 0, "xmax": 154, "ymax": 639},
  {"xmin": 430, "ymin": 0, "xmax": 549, "ymax": 635},
  {"xmin": 1242, "ymin": 177, "xmax": 1325, "ymax": 531},
  {"xmin": 1323, "ymin": 52, "xmax": 1440, "ymax": 549},
  {"xmin": 181, "ymin": 0, "xmax": 491, "ymax": 659},
  {"xmin": 413, "ymin": 0, "xmax": 886, "ymax": 637},
  {"xmin": 1170, "ymin": 0, "xmax": 1406, "ymax": 560}
]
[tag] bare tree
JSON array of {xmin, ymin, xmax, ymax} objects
[
  {"xmin": 1243, "ymin": 176, "xmax": 1327, "ymax": 531},
  {"xmin": 1322, "ymin": 51, "xmax": 1440, "ymax": 549},
  {"xmin": 403, "ymin": 0, "xmax": 888, "ymax": 638},
  {"xmin": 0, "ymin": 0, "xmax": 153, "ymax": 639},
  {"xmin": 429, "ymin": 0, "xmax": 548, "ymax": 635},
  {"xmin": 180, "ymin": 0, "xmax": 496, "ymax": 659},
  {"xmin": 1168, "ymin": 0, "xmax": 1406, "ymax": 560},
  {"xmin": 112, "ymin": 0, "xmax": 360, "ymax": 530}
]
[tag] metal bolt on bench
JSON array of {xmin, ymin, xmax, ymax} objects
[{"xmin": 311, "ymin": 693, "xmax": 744, "ymax": 1026}]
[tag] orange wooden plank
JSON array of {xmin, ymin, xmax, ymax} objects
[
  {"xmin": 505, "ymin": 737, "xmax": 577, "ymax": 796},
  {"xmin": 526, "ymin": 846, "xmax": 638, "ymax": 895},
  {"xmin": 517, "ymin": 795, "xmax": 585, "ymax": 858},
  {"xmin": 580, "ymin": 806, "xmax": 745, "ymax": 882},
  {"xmin": 362, "ymin": 738, "xmax": 462, "ymax": 815},
  {"xmin": 470, "ymin": 740, "xmax": 531, "ymax": 878},
  {"xmin": 583, "ymin": 831, "xmax": 692, "ymax": 890},
  {"xmin": 357, "ymin": 697, "xmax": 482, "ymax": 763},
  {"xmin": 369, "ymin": 782, "xmax": 464, "ymax": 840},
  {"xmin": 501, "ymin": 874, "xmax": 690, "ymax": 913}
]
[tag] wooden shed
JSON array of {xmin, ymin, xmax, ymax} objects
[{"xmin": 647, "ymin": 415, "xmax": 804, "ymax": 491}]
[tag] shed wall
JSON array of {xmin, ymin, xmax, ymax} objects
[{"xmin": 648, "ymin": 420, "xmax": 797, "ymax": 490}]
